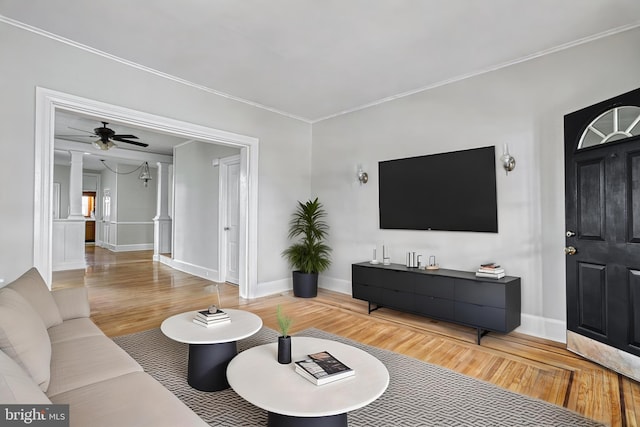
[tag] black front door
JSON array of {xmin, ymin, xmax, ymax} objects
[{"xmin": 564, "ymin": 88, "xmax": 640, "ymax": 359}]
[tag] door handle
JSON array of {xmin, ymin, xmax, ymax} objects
[
  {"xmin": 224, "ymin": 227, "xmax": 230, "ymax": 231},
  {"xmin": 566, "ymin": 231, "xmax": 576, "ymax": 237},
  {"xmin": 564, "ymin": 246, "xmax": 577, "ymax": 256}
]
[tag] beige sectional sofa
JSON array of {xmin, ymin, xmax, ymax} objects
[{"xmin": 0, "ymin": 268, "xmax": 208, "ymax": 427}]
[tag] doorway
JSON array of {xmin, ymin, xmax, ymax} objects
[
  {"xmin": 34, "ymin": 88, "xmax": 259, "ymax": 298},
  {"xmin": 220, "ymin": 155, "xmax": 241, "ymax": 285},
  {"xmin": 564, "ymin": 87, "xmax": 640, "ymax": 381}
]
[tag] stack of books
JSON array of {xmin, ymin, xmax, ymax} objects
[
  {"xmin": 475, "ymin": 263, "xmax": 505, "ymax": 279},
  {"xmin": 294, "ymin": 351, "xmax": 354, "ymax": 385},
  {"xmin": 192, "ymin": 309, "xmax": 231, "ymax": 327}
]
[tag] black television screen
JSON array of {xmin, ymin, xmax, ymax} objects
[{"xmin": 378, "ymin": 146, "xmax": 498, "ymax": 232}]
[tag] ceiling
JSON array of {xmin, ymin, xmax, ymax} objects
[
  {"xmin": 53, "ymin": 110, "xmax": 190, "ymax": 170},
  {"xmin": 54, "ymin": 111, "xmax": 186, "ymax": 156},
  {"xmin": 2, "ymin": 1, "xmax": 640, "ymax": 122}
]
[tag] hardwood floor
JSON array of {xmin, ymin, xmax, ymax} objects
[{"xmin": 53, "ymin": 247, "xmax": 640, "ymax": 426}]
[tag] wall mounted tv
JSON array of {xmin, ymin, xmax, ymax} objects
[{"xmin": 378, "ymin": 146, "xmax": 498, "ymax": 233}]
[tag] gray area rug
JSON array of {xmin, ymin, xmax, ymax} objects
[{"xmin": 113, "ymin": 327, "xmax": 604, "ymax": 427}]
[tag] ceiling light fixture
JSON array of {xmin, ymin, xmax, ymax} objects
[
  {"xmin": 139, "ymin": 162, "xmax": 152, "ymax": 187},
  {"xmin": 93, "ymin": 138, "xmax": 116, "ymax": 151},
  {"xmin": 100, "ymin": 160, "xmax": 153, "ymax": 187}
]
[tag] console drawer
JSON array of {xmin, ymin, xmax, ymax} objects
[
  {"xmin": 455, "ymin": 279, "xmax": 506, "ymax": 308},
  {"xmin": 380, "ymin": 288, "xmax": 415, "ymax": 311},
  {"xmin": 415, "ymin": 294, "xmax": 454, "ymax": 320},
  {"xmin": 454, "ymin": 302, "xmax": 506, "ymax": 331},
  {"xmin": 414, "ymin": 275, "xmax": 454, "ymax": 299},
  {"xmin": 353, "ymin": 265, "xmax": 414, "ymax": 292},
  {"xmin": 352, "ymin": 283, "xmax": 381, "ymax": 303}
]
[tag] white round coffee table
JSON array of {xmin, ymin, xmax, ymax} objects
[
  {"xmin": 161, "ymin": 309, "xmax": 262, "ymax": 391},
  {"xmin": 227, "ymin": 337, "xmax": 389, "ymax": 427}
]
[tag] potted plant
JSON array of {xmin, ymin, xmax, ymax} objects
[
  {"xmin": 282, "ymin": 198, "xmax": 332, "ymax": 298},
  {"xmin": 276, "ymin": 305, "xmax": 293, "ymax": 364}
]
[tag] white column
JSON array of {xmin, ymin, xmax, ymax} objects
[
  {"xmin": 68, "ymin": 151, "xmax": 85, "ymax": 220},
  {"xmin": 52, "ymin": 150, "xmax": 86, "ymax": 271},
  {"xmin": 153, "ymin": 161, "xmax": 172, "ymax": 259}
]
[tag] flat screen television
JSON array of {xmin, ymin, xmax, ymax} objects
[{"xmin": 378, "ymin": 146, "xmax": 498, "ymax": 232}]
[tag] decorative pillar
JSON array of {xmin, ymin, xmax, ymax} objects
[
  {"xmin": 153, "ymin": 161, "xmax": 172, "ymax": 260},
  {"xmin": 68, "ymin": 151, "xmax": 85, "ymax": 220},
  {"xmin": 52, "ymin": 151, "xmax": 86, "ymax": 271}
]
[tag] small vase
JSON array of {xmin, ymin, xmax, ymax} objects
[{"xmin": 278, "ymin": 336, "xmax": 291, "ymax": 364}]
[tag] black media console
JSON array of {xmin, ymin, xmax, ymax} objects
[{"xmin": 352, "ymin": 262, "xmax": 521, "ymax": 344}]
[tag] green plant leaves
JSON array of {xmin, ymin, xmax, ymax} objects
[{"xmin": 282, "ymin": 197, "xmax": 332, "ymax": 274}]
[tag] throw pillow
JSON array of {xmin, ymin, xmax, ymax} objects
[
  {"xmin": 7, "ymin": 267, "xmax": 63, "ymax": 328},
  {"xmin": 0, "ymin": 288, "xmax": 52, "ymax": 391}
]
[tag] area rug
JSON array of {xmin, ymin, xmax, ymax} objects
[{"xmin": 113, "ymin": 327, "xmax": 604, "ymax": 427}]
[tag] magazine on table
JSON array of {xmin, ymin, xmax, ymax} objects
[{"xmin": 294, "ymin": 351, "xmax": 354, "ymax": 385}]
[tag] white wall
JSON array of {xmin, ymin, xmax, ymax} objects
[
  {"xmin": 0, "ymin": 21, "xmax": 311, "ymax": 288},
  {"xmin": 52, "ymin": 164, "xmax": 70, "ymax": 218},
  {"xmin": 113, "ymin": 163, "xmax": 156, "ymax": 248},
  {"xmin": 173, "ymin": 142, "xmax": 239, "ymax": 274},
  {"xmin": 311, "ymin": 28, "xmax": 640, "ymax": 341}
]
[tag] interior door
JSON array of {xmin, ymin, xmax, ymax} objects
[
  {"xmin": 223, "ymin": 158, "xmax": 240, "ymax": 285},
  {"xmin": 564, "ymin": 88, "xmax": 640, "ymax": 366}
]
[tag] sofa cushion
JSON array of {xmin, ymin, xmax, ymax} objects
[
  {"xmin": 0, "ymin": 350, "xmax": 51, "ymax": 404},
  {"xmin": 49, "ymin": 372, "xmax": 208, "ymax": 427},
  {"xmin": 48, "ymin": 318, "xmax": 104, "ymax": 344},
  {"xmin": 51, "ymin": 287, "xmax": 90, "ymax": 320},
  {"xmin": 0, "ymin": 288, "xmax": 52, "ymax": 392},
  {"xmin": 7, "ymin": 267, "xmax": 63, "ymax": 328},
  {"xmin": 47, "ymin": 335, "xmax": 142, "ymax": 397}
]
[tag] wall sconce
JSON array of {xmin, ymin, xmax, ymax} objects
[
  {"xmin": 357, "ymin": 165, "xmax": 368, "ymax": 184},
  {"xmin": 500, "ymin": 144, "xmax": 516, "ymax": 175},
  {"xmin": 139, "ymin": 162, "xmax": 152, "ymax": 187}
]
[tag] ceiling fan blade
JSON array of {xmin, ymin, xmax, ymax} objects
[
  {"xmin": 55, "ymin": 134, "xmax": 96, "ymax": 138},
  {"xmin": 68, "ymin": 126, "xmax": 96, "ymax": 135},
  {"xmin": 113, "ymin": 134, "xmax": 139, "ymax": 139},
  {"xmin": 112, "ymin": 137, "xmax": 149, "ymax": 147}
]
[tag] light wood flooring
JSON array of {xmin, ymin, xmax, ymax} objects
[{"xmin": 52, "ymin": 247, "xmax": 640, "ymax": 426}]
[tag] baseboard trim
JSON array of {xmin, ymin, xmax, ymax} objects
[
  {"xmin": 159, "ymin": 257, "xmax": 220, "ymax": 282},
  {"xmin": 112, "ymin": 243, "xmax": 154, "ymax": 252},
  {"xmin": 52, "ymin": 261, "xmax": 87, "ymax": 272},
  {"xmin": 516, "ymin": 314, "xmax": 567, "ymax": 343},
  {"xmin": 254, "ymin": 278, "xmax": 291, "ymax": 298}
]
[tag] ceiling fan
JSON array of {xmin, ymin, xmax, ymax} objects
[{"xmin": 59, "ymin": 121, "xmax": 149, "ymax": 151}]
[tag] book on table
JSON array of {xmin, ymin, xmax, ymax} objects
[
  {"xmin": 475, "ymin": 271, "xmax": 506, "ymax": 279},
  {"xmin": 476, "ymin": 263, "xmax": 505, "ymax": 279},
  {"xmin": 192, "ymin": 317, "xmax": 231, "ymax": 327},
  {"xmin": 294, "ymin": 351, "xmax": 354, "ymax": 385},
  {"xmin": 196, "ymin": 309, "xmax": 229, "ymax": 321},
  {"xmin": 193, "ymin": 309, "xmax": 231, "ymax": 327}
]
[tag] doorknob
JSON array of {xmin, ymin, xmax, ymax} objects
[
  {"xmin": 566, "ymin": 231, "xmax": 576, "ymax": 237},
  {"xmin": 564, "ymin": 246, "xmax": 577, "ymax": 255},
  {"xmin": 224, "ymin": 227, "xmax": 230, "ymax": 231}
]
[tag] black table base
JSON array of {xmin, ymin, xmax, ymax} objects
[
  {"xmin": 187, "ymin": 341, "xmax": 237, "ymax": 391},
  {"xmin": 267, "ymin": 412, "xmax": 347, "ymax": 427}
]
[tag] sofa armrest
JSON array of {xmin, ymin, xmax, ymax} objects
[{"xmin": 51, "ymin": 288, "xmax": 90, "ymax": 320}]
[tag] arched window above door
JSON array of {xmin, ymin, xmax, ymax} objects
[{"xmin": 578, "ymin": 106, "xmax": 640, "ymax": 149}]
